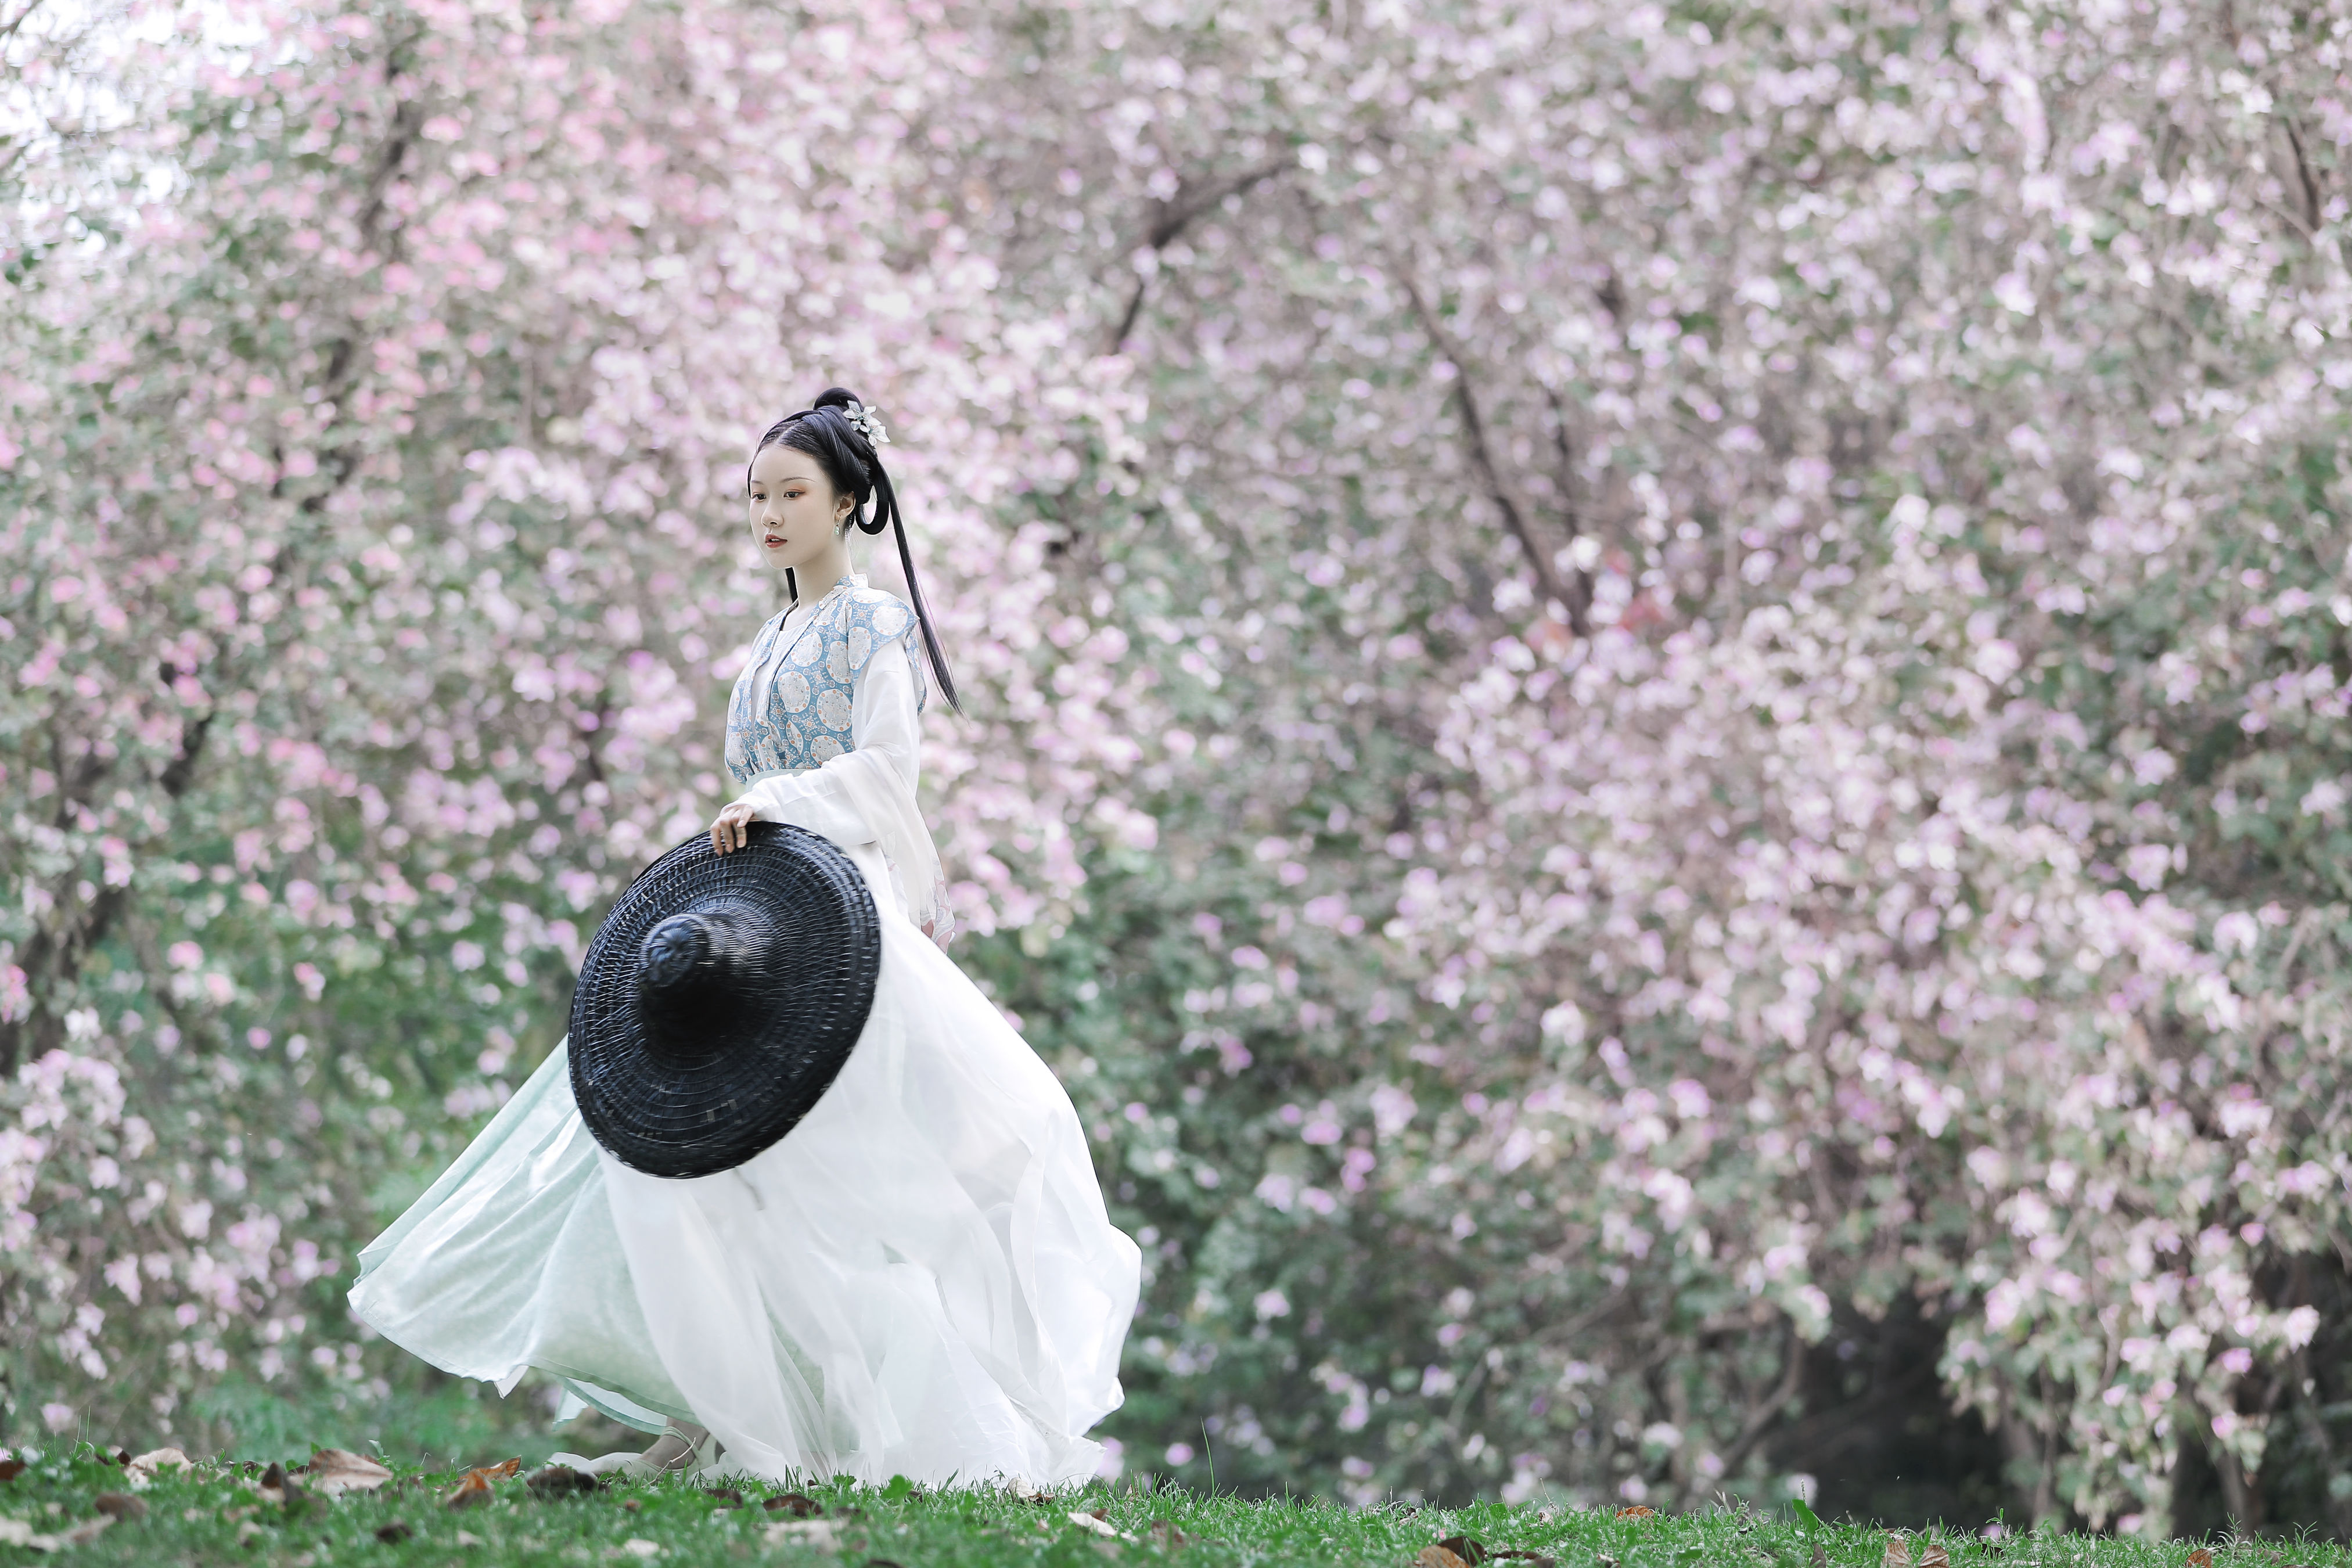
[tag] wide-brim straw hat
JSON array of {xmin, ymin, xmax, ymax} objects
[{"xmin": 569, "ymin": 822, "xmax": 880, "ymax": 1179}]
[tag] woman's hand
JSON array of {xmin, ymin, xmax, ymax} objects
[{"xmin": 710, "ymin": 800, "xmax": 761, "ymax": 855}]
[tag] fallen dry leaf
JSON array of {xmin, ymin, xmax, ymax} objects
[
  {"xmin": 1440, "ymin": 1538, "xmax": 1490, "ymax": 1567},
  {"xmin": 527, "ymin": 1465, "xmax": 599, "ymax": 1499},
  {"xmin": 2186, "ymin": 1553, "xmax": 2213, "ymax": 1568},
  {"xmin": 620, "ymin": 1542, "xmax": 662, "ymax": 1560},
  {"xmin": 256, "ymin": 1462, "xmax": 305, "ymax": 1506},
  {"xmin": 765, "ymin": 1491, "xmax": 825, "ymax": 1517},
  {"xmin": 0, "ymin": 1462, "xmax": 23, "ymax": 1483},
  {"xmin": 92, "ymin": 1493, "xmax": 145, "ymax": 1522},
  {"xmin": 375, "ymin": 1522, "xmax": 413, "ymax": 1544},
  {"xmin": 454, "ymin": 1528, "xmax": 485, "ymax": 1545},
  {"xmin": 1070, "ymin": 1510, "xmax": 1128, "ymax": 1541},
  {"xmin": 1616, "ymin": 1507, "xmax": 1657, "ymax": 1520},
  {"xmin": 307, "ymin": 1449, "xmax": 393, "ymax": 1497},
  {"xmin": 125, "ymin": 1448, "xmax": 190, "ymax": 1486},
  {"xmin": 1419, "ymin": 1548, "xmax": 1472, "ymax": 1568},
  {"xmin": 444, "ymin": 1457, "xmax": 523, "ymax": 1510},
  {"xmin": 706, "ymin": 1487, "xmax": 746, "ymax": 1510},
  {"xmin": 1149, "ymin": 1519, "xmax": 1190, "ymax": 1549},
  {"xmin": 1885, "ymin": 1538, "xmax": 1912, "ymax": 1568},
  {"xmin": 1492, "ymin": 1552, "xmax": 1556, "ymax": 1568},
  {"xmin": 1920, "ymin": 1545, "xmax": 1950, "ymax": 1568}
]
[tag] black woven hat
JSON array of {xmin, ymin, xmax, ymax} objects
[{"xmin": 568, "ymin": 822, "xmax": 881, "ymax": 1179}]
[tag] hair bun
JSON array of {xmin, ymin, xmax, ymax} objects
[{"xmin": 811, "ymin": 386, "xmax": 862, "ymax": 415}]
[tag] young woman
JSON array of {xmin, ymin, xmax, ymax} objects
[{"xmin": 349, "ymin": 388, "xmax": 1140, "ymax": 1486}]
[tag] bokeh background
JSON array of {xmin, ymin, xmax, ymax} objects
[{"xmin": 7, "ymin": 0, "xmax": 2352, "ymax": 1538}]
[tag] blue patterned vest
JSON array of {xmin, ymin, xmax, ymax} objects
[{"xmin": 724, "ymin": 582, "xmax": 925, "ymax": 786}]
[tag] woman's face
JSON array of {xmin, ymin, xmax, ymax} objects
[{"xmin": 746, "ymin": 442, "xmax": 854, "ymax": 573}]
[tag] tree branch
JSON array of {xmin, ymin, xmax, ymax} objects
[
  {"xmin": 1109, "ymin": 159, "xmax": 1289, "ymax": 353},
  {"xmin": 1399, "ymin": 275, "xmax": 1571, "ymax": 614},
  {"xmin": 1, "ymin": 712, "xmax": 213, "ymax": 1073},
  {"xmin": 1541, "ymin": 386, "xmax": 1598, "ymax": 637},
  {"xmin": 0, "ymin": 0, "xmax": 50, "ymax": 44},
  {"xmin": 2282, "ymin": 114, "xmax": 2324, "ymax": 237},
  {"xmin": 1705, "ymin": 1321, "xmax": 1807, "ymax": 1494}
]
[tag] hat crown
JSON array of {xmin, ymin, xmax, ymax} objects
[
  {"xmin": 636, "ymin": 905, "xmax": 769, "ymax": 1062},
  {"xmin": 572, "ymin": 821, "xmax": 879, "ymax": 1179}
]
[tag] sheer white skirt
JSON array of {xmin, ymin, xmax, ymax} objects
[{"xmin": 347, "ymin": 841, "xmax": 1140, "ymax": 1487}]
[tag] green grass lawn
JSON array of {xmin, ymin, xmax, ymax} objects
[{"xmin": 2, "ymin": 1444, "xmax": 2345, "ymax": 1568}]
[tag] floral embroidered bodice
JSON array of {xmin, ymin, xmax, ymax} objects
[{"xmin": 725, "ymin": 582, "xmax": 925, "ymax": 786}]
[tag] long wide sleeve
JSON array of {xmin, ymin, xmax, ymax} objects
[{"xmin": 733, "ymin": 638, "xmax": 947, "ymax": 936}]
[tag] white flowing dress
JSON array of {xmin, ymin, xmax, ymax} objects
[{"xmin": 348, "ymin": 577, "xmax": 1141, "ymax": 1486}]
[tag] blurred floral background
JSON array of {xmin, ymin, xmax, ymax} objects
[{"xmin": 7, "ymin": 0, "xmax": 2352, "ymax": 1537}]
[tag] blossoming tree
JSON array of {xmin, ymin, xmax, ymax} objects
[{"xmin": 7, "ymin": 0, "xmax": 2352, "ymax": 1535}]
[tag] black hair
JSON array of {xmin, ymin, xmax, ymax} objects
[{"xmin": 746, "ymin": 386, "xmax": 959, "ymax": 713}]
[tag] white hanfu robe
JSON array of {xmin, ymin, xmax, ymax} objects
[{"xmin": 348, "ymin": 576, "xmax": 1141, "ymax": 1486}]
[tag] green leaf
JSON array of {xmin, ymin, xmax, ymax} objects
[
  {"xmin": 1792, "ymin": 1500, "xmax": 1822, "ymax": 1534},
  {"xmin": 882, "ymin": 1474, "xmax": 914, "ymax": 1502}
]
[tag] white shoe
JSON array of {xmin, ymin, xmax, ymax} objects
[
  {"xmin": 545, "ymin": 1449, "xmax": 655, "ymax": 1479},
  {"xmin": 546, "ymin": 1422, "xmax": 708, "ymax": 1480}
]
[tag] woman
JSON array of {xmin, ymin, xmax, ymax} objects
[{"xmin": 348, "ymin": 388, "xmax": 1140, "ymax": 1486}]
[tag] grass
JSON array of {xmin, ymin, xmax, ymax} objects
[{"xmin": 2, "ymin": 1443, "xmax": 2347, "ymax": 1568}]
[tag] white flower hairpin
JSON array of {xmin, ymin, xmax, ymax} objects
[{"xmin": 841, "ymin": 400, "xmax": 890, "ymax": 446}]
